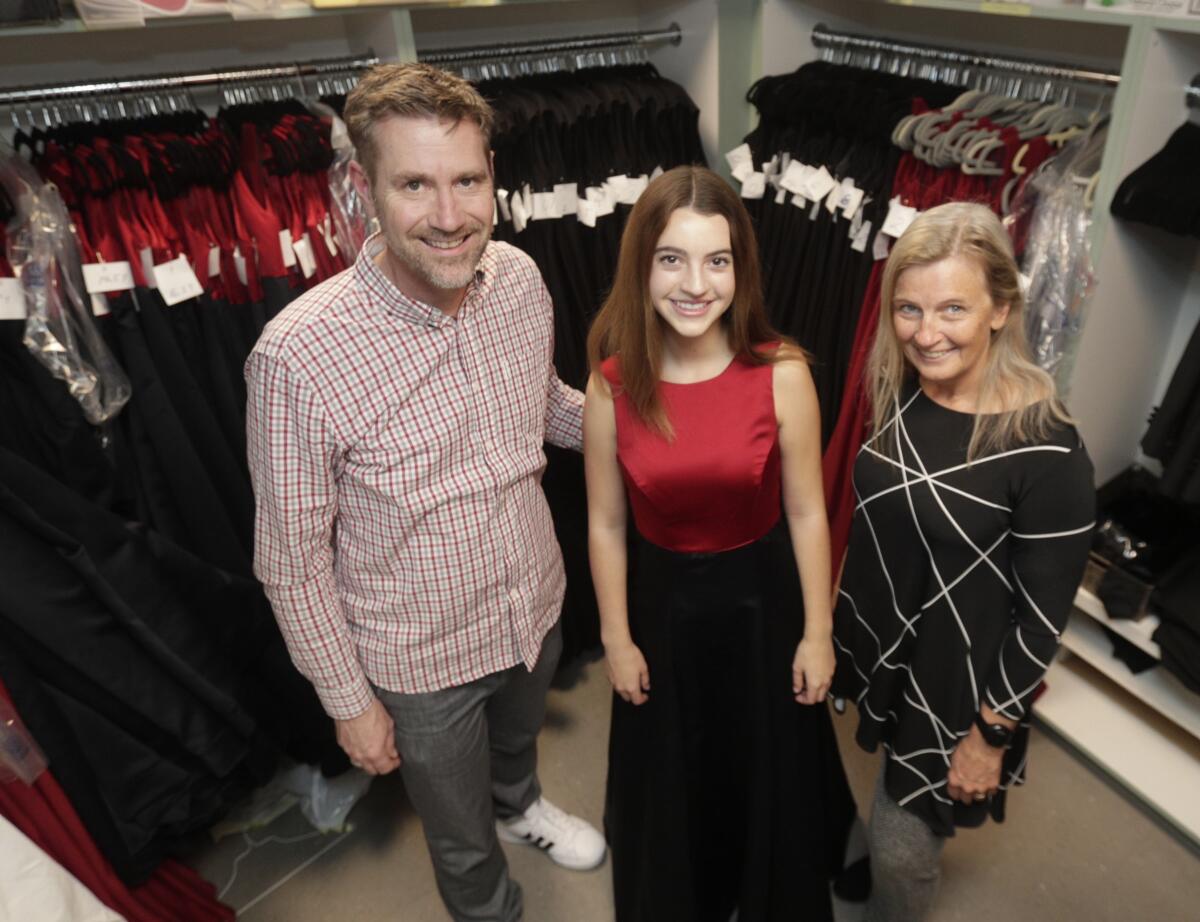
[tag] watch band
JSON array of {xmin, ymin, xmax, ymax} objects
[{"xmin": 972, "ymin": 711, "xmax": 1014, "ymax": 748}]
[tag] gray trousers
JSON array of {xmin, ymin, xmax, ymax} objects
[
  {"xmin": 863, "ymin": 766, "xmax": 947, "ymax": 922},
  {"xmin": 375, "ymin": 623, "xmax": 562, "ymax": 922}
]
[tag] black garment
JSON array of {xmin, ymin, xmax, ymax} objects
[
  {"xmin": 1141, "ymin": 312, "xmax": 1200, "ymax": 502},
  {"xmin": 1150, "ymin": 544, "xmax": 1200, "ymax": 694},
  {"xmin": 1110, "ymin": 122, "xmax": 1200, "ymax": 238},
  {"xmin": 0, "ymin": 446, "xmax": 344, "ymax": 882},
  {"xmin": 607, "ymin": 524, "xmax": 855, "ymax": 922},
  {"xmin": 833, "ymin": 387, "xmax": 1095, "ymax": 836}
]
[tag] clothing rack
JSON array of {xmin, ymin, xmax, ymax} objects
[
  {"xmin": 418, "ymin": 24, "xmax": 682, "ymax": 67},
  {"xmin": 812, "ymin": 23, "xmax": 1120, "ymax": 92},
  {"xmin": 0, "ymin": 53, "xmax": 378, "ymax": 108}
]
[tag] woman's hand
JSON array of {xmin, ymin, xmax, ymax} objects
[
  {"xmin": 792, "ymin": 635, "xmax": 835, "ymax": 704},
  {"xmin": 605, "ymin": 641, "xmax": 651, "ymax": 705},
  {"xmin": 947, "ymin": 727, "xmax": 1004, "ymax": 804}
]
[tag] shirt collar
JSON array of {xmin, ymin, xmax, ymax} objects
[{"xmin": 355, "ymin": 232, "xmax": 497, "ymax": 329}]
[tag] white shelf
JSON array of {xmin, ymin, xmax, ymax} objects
[
  {"xmin": 1035, "ymin": 654, "xmax": 1200, "ymax": 847},
  {"xmin": 1073, "ymin": 584, "xmax": 1162, "ymax": 659},
  {"xmin": 1061, "ymin": 608, "xmax": 1200, "ymax": 740}
]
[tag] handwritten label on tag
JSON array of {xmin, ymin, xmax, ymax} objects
[
  {"xmin": 154, "ymin": 256, "xmax": 204, "ymax": 306},
  {"xmin": 279, "ymin": 230, "xmax": 298, "ymax": 269},
  {"xmin": 0, "ymin": 278, "xmax": 25, "ymax": 320},
  {"xmin": 554, "ymin": 182, "xmax": 579, "ymax": 216},
  {"xmin": 838, "ymin": 180, "xmax": 865, "ymax": 218},
  {"xmin": 725, "ymin": 143, "xmax": 753, "ymax": 178},
  {"xmin": 293, "ymin": 235, "xmax": 317, "ymax": 279},
  {"xmin": 82, "ymin": 261, "xmax": 135, "ymax": 294},
  {"xmin": 740, "ymin": 172, "xmax": 767, "ymax": 200},
  {"xmin": 91, "ymin": 293, "xmax": 112, "ymax": 317},
  {"xmin": 881, "ymin": 200, "xmax": 919, "ymax": 238},
  {"xmin": 851, "ymin": 220, "xmax": 872, "ymax": 253},
  {"xmin": 531, "ymin": 191, "xmax": 560, "ymax": 221}
]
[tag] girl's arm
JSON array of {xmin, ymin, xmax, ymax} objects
[
  {"xmin": 584, "ymin": 374, "xmax": 650, "ymax": 705},
  {"xmin": 774, "ymin": 351, "xmax": 835, "ymax": 705}
]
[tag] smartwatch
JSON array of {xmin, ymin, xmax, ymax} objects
[{"xmin": 973, "ymin": 712, "xmax": 1014, "ymax": 748}]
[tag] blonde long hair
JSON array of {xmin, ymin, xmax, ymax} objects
[
  {"xmin": 866, "ymin": 201, "xmax": 1070, "ymax": 461},
  {"xmin": 587, "ymin": 165, "xmax": 798, "ymax": 438}
]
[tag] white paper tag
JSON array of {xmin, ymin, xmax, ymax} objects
[
  {"xmin": 586, "ymin": 185, "xmax": 615, "ymax": 218},
  {"xmin": 872, "ymin": 229, "xmax": 891, "ymax": 261},
  {"xmin": 762, "ymin": 154, "xmax": 781, "ymax": 186},
  {"xmin": 791, "ymin": 192, "xmax": 808, "ymax": 209},
  {"xmin": 838, "ymin": 180, "xmax": 865, "ymax": 218},
  {"xmin": 725, "ymin": 143, "xmax": 753, "ymax": 177},
  {"xmin": 803, "ymin": 166, "xmax": 838, "ymax": 202},
  {"xmin": 279, "ymin": 230, "xmax": 298, "ymax": 269},
  {"xmin": 607, "ymin": 174, "xmax": 641, "ymax": 206},
  {"xmin": 774, "ymin": 187, "xmax": 788, "ymax": 205},
  {"xmin": 153, "ymin": 256, "xmax": 204, "ymax": 306},
  {"xmin": 496, "ymin": 189, "xmax": 512, "ymax": 223},
  {"xmin": 0, "ymin": 278, "xmax": 25, "ymax": 320},
  {"xmin": 851, "ymin": 220, "xmax": 872, "ymax": 253},
  {"xmin": 779, "ymin": 161, "xmax": 810, "ymax": 195},
  {"xmin": 825, "ymin": 184, "xmax": 843, "ymax": 215},
  {"xmin": 808, "ymin": 199, "xmax": 821, "ymax": 221},
  {"xmin": 90, "ymin": 293, "xmax": 111, "ymax": 317},
  {"xmin": 848, "ymin": 200, "xmax": 866, "ymax": 239},
  {"xmin": 554, "ymin": 182, "xmax": 579, "ymax": 216},
  {"xmin": 139, "ymin": 247, "xmax": 155, "ymax": 286},
  {"xmin": 629, "ymin": 174, "xmax": 650, "ymax": 203},
  {"xmin": 881, "ymin": 200, "xmax": 919, "ymax": 238},
  {"xmin": 650, "ymin": 165, "xmax": 665, "ymax": 181},
  {"xmin": 576, "ymin": 198, "xmax": 598, "ymax": 228},
  {"xmin": 511, "ymin": 190, "xmax": 530, "ymax": 234},
  {"xmin": 293, "ymin": 235, "xmax": 317, "ymax": 279},
  {"xmin": 531, "ymin": 191, "xmax": 561, "ymax": 221},
  {"xmin": 234, "ymin": 247, "xmax": 248, "ymax": 287},
  {"xmin": 740, "ymin": 172, "xmax": 767, "ymax": 200},
  {"xmin": 322, "ymin": 215, "xmax": 339, "ymax": 255},
  {"xmin": 82, "ymin": 261, "xmax": 135, "ymax": 294},
  {"xmin": 207, "ymin": 246, "xmax": 221, "ymax": 278}
]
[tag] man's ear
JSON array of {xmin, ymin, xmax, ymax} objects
[{"xmin": 348, "ymin": 159, "xmax": 376, "ymax": 218}]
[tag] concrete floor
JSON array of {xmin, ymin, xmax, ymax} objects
[{"xmin": 187, "ymin": 656, "xmax": 1200, "ymax": 921}]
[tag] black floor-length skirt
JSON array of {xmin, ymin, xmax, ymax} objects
[{"xmin": 606, "ymin": 522, "xmax": 856, "ymax": 922}]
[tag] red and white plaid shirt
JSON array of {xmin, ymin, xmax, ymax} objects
[{"xmin": 246, "ymin": 234, "xmax": 584, "ymax": 719}]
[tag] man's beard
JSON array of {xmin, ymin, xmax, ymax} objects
[{"xmin": 383, "ymin": 221, "xmax": 492, "ymax": 293}]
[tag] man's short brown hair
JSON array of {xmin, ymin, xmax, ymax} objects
[{"xmin": 343, "ymin": 63, "xmax": 495, "ymax": 184}]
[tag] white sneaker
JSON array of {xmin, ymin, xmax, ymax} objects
[{"xmin": 496, "ymin": 796, "xmax": 606, "ymax": 870}]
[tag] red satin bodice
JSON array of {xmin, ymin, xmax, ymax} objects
[{"xmin": 602, "ymin": 353, "xmax": 782, "ymax": 553}]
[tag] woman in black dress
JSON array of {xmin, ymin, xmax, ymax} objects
[{"xmin": 832, "ymin": 201, "xmax": 1095, "ymax": 922}]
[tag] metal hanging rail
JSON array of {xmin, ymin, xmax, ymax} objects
[
  {"xmin": 812, "ymin": 23, "xmax": 1120, "ymax": 90},
  {"xmin": 419, "ymin": 23, "xmax": 682, "ymax": 66},
  {"xmin": 0, "ymin": 53, "xmax": 378, "ymax": 107}
]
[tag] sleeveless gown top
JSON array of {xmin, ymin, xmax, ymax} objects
[{"xmin": 601, "ymin": 352, "xmax": 781, "ymax": 553}]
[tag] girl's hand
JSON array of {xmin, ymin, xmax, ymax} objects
[
  {"xmin": 792, "ymin": 636, "xmax": 835, "ymax": 705},
  {"xmin": 605, "ymin": 641, "xmax": 651, "ymax": 705}
]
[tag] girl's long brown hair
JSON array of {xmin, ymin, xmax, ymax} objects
[{"xmin": 586, "ymin": 165, "xmax": 799, "ymax": 437}]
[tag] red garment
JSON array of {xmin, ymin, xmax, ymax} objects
[
  {"xmin": 0, "ymin": 680, "xmax": 233, "ymax": 922},
  {"xmin": 602, "ymin": 352, "xmax": 782, "ymax": 554}
]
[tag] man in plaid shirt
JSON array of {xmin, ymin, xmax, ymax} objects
[{"xmin": 245, "ymin": 64, "xmax": 605, "ymax": 922}]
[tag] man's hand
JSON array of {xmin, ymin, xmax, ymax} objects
[
  {"xmin": 336, "ymin": 698, "xmax": 401, "ymax": 775},
  {"xmin": 946, "ymin": 725, "xmax": 1003, "ymax": 804}
]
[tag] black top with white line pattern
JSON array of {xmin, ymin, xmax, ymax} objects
[{"xmin": 832, "ymin": 385, "xmax": 1095, "ymax": 836}]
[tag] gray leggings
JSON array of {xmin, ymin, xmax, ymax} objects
[{"xmin": 863, "ymin": 767, "xmax": 947, "ymax": 922}]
